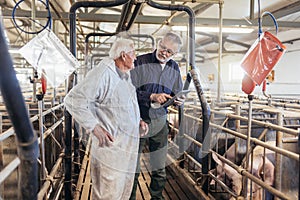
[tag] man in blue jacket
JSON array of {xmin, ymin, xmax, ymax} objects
[{"xmin": 130, "ymin": 32, "xmax": 184, "ymax": 200}]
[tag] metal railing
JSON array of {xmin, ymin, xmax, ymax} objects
[
  {"xmin": 0, "ymin": 103, "xmax": 65, "ymax": 200},
  {"xmin": 167, "ymin": 95, "xmax": 300, "ymax": 200}
]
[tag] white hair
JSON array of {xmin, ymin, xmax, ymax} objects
[
  {"xmin": 163, "ymin": 32, "xmax": 183, "ymax": 52},
  {"xmin": 109, "ymin": 38, "xmax": 134, "ymax": 59}
]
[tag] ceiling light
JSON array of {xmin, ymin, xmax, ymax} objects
[
  {"xmin": 9, "ymin": 48, "xmax": 20, "ymax": 54},
  {"xmin": 172, "ymin": 26, "xmax": 254, "ymax": 34}
]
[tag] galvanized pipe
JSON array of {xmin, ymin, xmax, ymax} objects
[
  {"xmin": 0, "ymin": 157, "xmax": 20, "ymax": 185},
  {"xmin": 69, "ymin": 0, "xmax": 131, "ymax": 57},
  {"xmin": 214, "ymin": 152, "xmax": 289, "ymax": 200},
  {"xmin": 187, "ymin": 104, "xmax": 299, "ymax": 136},
  {"xmin": 275, "ymin": 112, "xmax": 283, "ymax": 197},
  {"xmin": 130, "ymin": 34, "xmax": 155, "ymax": 50},
  {"xmin": 84, "ymin": 32, "xmax": 115, "ymax": 70},
  {"xmin": 244, "ymin": 95, "xmax": 254, "ymax": 198},
  {"xmin": 42, "ymin": 118, "xmax": 64, "ymax": 140},
  {"xmin": 235, "ymin": 104, "xmax": 241, "ymax": 163},
  {"xmin": 0, "ymin": 104, "xmax": 63, "ymax": 142},
  {"xmin": 116, "ymin": 0, "xmax": 133, "ymax": 32},
  {"xmin": 169, "ymin": 106, "xmax": 299, "ymax": 161},
  {"xmin": 183, "ymin": 112, "xmax": 299, "ymax": 161},
  {"xmin": 37, "ymin": 97, "xmax": 47, "ymax": 188},
  {"xmin": 208, "ymin": 171, "xmax": 238, "ymax": 197},
  {"xmin": 126, "ymin": 3, "xmax": 143, "ymax": 31},
  {"xmin": 221, "ymin": 95, "xmax": 300, "ymax": 110},
  {"xmin": 216, "ymin": 1, "xmax": 223, "ymax": 102},
  {"xmin": 0, "ymin": 23, "xmax": 39, "ymax": 199},
  {"xmin": 38, "ymin": 154, "xmax": 64, "ymax": 199},
  {"xmin": 168, "ymin": 108, "xmax": 298, "ymax": 198},
  {"xmin": 173, "ymin": 130, "xmax": 290, "ymax": 199}
]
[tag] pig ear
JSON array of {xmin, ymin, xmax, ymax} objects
[{"xmin": 212, "ymin": 152, "xmax": 223, "ymax": 166}]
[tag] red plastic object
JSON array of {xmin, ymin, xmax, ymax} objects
[
  {"xmin": 242, "ymin": 74, "xmax": 256, "ymax": 95},
  {"xmin": 41, "ymin": 73, "xmax": 47, "ymax": 94},
  {"xmin": 262, "ymin": 79, "xmax": 267, "ymax": 92},
  {"xmin": 241, "ymin": 31, "xmax": 286, "ymax": 86}
]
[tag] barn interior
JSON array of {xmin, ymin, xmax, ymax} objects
[{"xmin": 0, "ymin": 0, "xmax": 300, "ymax": 199}]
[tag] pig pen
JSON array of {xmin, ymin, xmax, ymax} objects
[{"xmin": 166, "ymin": 92, "xmax": 299, "ymax": 200}]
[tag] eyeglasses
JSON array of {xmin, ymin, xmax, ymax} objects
[
  {"xmin": 126, "ymin": 49, "xmax": 136, "ymax": 56},
  {"xmin": 158, "ymin": 41, "xmax": 176, "ymax": 56}
]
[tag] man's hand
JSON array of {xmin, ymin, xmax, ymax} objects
[
  {"xmin": 139, "ymin": 120, "xmax": 149, "ymax": 137},
  {"xmin": 150, "ymin": 93, "xmax": 172, "ymax": 104},
  {"xmin": 93, "ymin": 124, "xmax": 114, "ymax": 147}
]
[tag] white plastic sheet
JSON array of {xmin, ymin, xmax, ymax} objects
[{"xmin": 19, "ymin": 29, "xmax": 80, "ymax": 88}]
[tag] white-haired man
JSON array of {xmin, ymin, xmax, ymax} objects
[{"xmin": 64, "ymin": 38, "xmax": 148, "ymax": 200}]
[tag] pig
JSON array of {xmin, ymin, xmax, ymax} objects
[
  {"xmin": 211, "ymin": 141, "xmax": 276, "ymax": 200},
  {"xmin": 212, "ymin": 152, "xmax": 243, "ymax": 197},
  {"xmin": 246, "ymin": 142, "xmax": 275, "ymax": 200}
]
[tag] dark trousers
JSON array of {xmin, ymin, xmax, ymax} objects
[{"xmin": 130, "ymin": 116, "xmax": 169, "ymax": 200}]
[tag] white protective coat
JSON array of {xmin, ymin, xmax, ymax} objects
[{"xmin": 64, "ymin": 57, "xmax": 140, "ymax": 200}]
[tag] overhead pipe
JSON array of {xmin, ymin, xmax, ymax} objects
[
  {"xmin": 125, "ymin": 2, "xmax": 143, "ymax": 31},
  {"xmin": 147, "ymin": 0, "xmax": 211, "ymax": 194},
  {"xmin": 85, "ymin": 32, "xmax": 115, "ymax": 59},
  {"xmin": 116, "ymin": 0, "xmax": 133, "ymax": 32},
  {"xmin": 70, "ymin": 0, "xmax": 131, "ymax": 57},
  {"xmin": 0, "ymin": 23, "xmax": 39, "ymax": 199},
  {"xmin": 84, "ymin": 33, "xmax": 155, "ymax": 69},
  {"xmin": 84, "ymin": 32, "xmax": 115, "ymax": 75},
  {"xmin": 67, "ymin": 1, "xmax": 130, "ymax": 199},
  {"xmin": 130, "ymin": 34, "xmax": 155, "ymax": 50},
  {"xmin": 85, "ymin": 33, "xmax": 155, "ymax": 54}
]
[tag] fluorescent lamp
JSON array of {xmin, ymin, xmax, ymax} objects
[
  {"xmin": 9, "ymin": 48, "xmax": 20, "ymax": 54},
  {"xmin": 172, "ymin": 26, "xmax": 254, "ymax": 34}
]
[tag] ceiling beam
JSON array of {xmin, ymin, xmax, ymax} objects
[
  {"xmin": 269, "ymin": 1, "xmax": 300, "ymax": 20},
  {"xmin": 4, "ymin": 8, "xmax": 300, "ymax": 28}
]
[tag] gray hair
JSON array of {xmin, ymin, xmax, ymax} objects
[
  {"xmin": 109, "ymin": 38, "xmax": 134, "ymax": 59},
  {"xmin": 162, "ymin": 32, "xmax": 183, "ymax": 52}
]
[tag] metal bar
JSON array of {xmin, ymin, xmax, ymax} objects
[
  {"xmin": 171, "ymin": 129, "xmax": 292, "ymax": 199},
  {"xmin": 216, "ymin": 1, "xmax": 223, "ymax": 102},
  {"xmin": 0, "ymin": 104, "xmax": 63, "ymax": 142},
  {"xmin": 43, "ymin": 118, "xmax": 64, "ymax": 140},
  {"xmin": 38, "ymin": 154, "xmax": 64, "ymax": 199},
  {"xmin": 168, "ymin": 108, "xmax": 298, "ymax": 198},
  {"xmin": 275, "ymin": 112, "xmax": 283, "ymax": 199},
  {"xmin": 37, "ymin": 98, "xmax": 47, "ymax": 189},
  {"xmin": 0, "ymin": 22, "xmax": 39, "ymax": 200},
  {"xmin": 116, "ymin": 0, "xmax": 132, "ymax": 32},
  {"xmin": 187, "ymin": 104, "xmax": 299, "ymax": 136},
  {"xmin": 244, "ymin": 95, "xmax": 253, "ymax": 197},
  {"xmin": 126, "ymin": 3, "xmax": 143, "ymax": 31},
  {"xmin": 183, "ymin": 112, "xmax": 299, "ymax": 161},
  {"xmin": 208, "ymin": 172, "xmax": 238, "ymax": 197},
  {"xmin": 214, "ymin": 152, "xmax": 289, "ymax": 200},
  {"xmin": 0, "ymin": 157, "xmax": 20, "ymax": 185}
]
